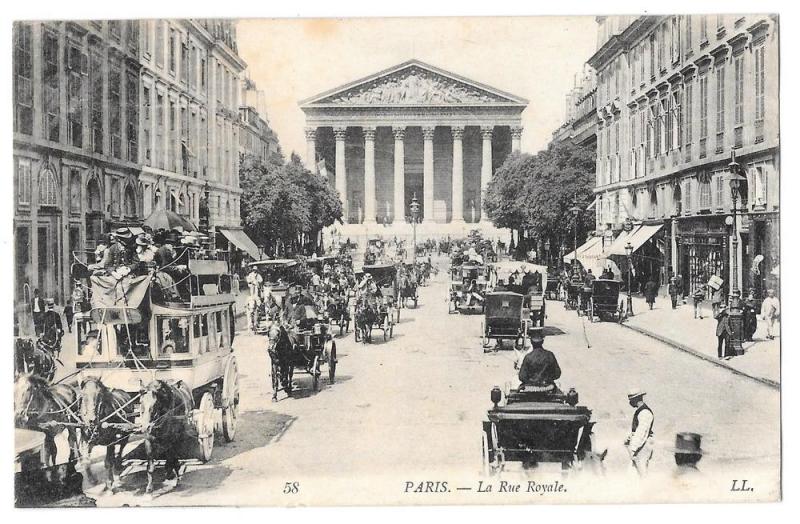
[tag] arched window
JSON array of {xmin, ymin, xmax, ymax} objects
[
  {"xmin": 87, "ymin": 177, "xmax": 102, "ymax": 212},
  {"xmin": 123, "ymin": 183, "xmax": 137, "ymax": 217},
  {"xmin": 38, "ymin": 167, "xmax": 59, "ymax": 206}
]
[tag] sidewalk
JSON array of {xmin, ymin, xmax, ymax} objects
[{"xmin": 620, "ymin": 294, "xmax": 780, "ymax": 388}]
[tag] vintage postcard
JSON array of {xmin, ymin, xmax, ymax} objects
[{"xmin": 12, "ymin": 14, "xmax": 781, "ymax": 507}]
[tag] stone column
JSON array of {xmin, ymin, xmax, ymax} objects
[
  {"xmin": 363, "ymin": 126, "xmax": 376, "ymax": 224},
  {"xmin": 480, "ymin": 126, "xmax": 494, "ymax": 193},
  {"xmin": 393, "ymin": 126, "xmax": 405, "ymax": 223},
  {"xmin": 422, "ymin": 126, "xmax": 435, "ymax": 223},
  {"xmin": 451, "ymin": 126, "xmax": 465, "ymax": 223},
  {"xmin": 305, "ymin": 127, "xmax": 317, "ymax": 171},
  {"xmin": 511, "ymin": 125, "xmax": 523, "ymax": 152},
  {"xmin": 334, "ymin": 126, "xmax": 348, "ymax": 223}
]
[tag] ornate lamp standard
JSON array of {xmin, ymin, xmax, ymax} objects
[
  {"xmin": 625, "ymin": 241, "xmax": 634, "ymax": 317},
  {"xmin": 410, "ymin": 193, "xmax": 421, "ymax": 263},
  {"xmin": 727, "ymin": 150, "xmax": 748, "ymax": 356},
  {"xmin": 569, "ymin": 203, "xmax": 582, "ymax": 276}
]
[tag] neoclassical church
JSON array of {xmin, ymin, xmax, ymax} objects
[{"xmin": 300, "ymin": 59, "xmax": 528, "ymax": 239}]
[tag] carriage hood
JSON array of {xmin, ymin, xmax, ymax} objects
[{"xmin": 89, "ymin": 272, "xmax": 153, "ymax": 324}]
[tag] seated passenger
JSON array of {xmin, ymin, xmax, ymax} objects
[{"xmin": 518, "ymin": 330, "xmax": 561, "ymax": 390}]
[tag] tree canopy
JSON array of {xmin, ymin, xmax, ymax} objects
[
  {"xmin": 240, "ymin": 150, "xmax": 343, "ymax": 257},
  {"xmin": 484, "ymin": 140, "xmax": 596, "ymax": 262}
]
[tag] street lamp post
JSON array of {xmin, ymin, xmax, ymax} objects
[
  {"xmin": 727, "ymin": 150, "xmax": 748, "ymax": 356},
  {"xmin": 625, "ymin": 241, "xmax": 634, "ymax": 317},
  {"xmin": 569, "ymin": 203, "xmax": 582, "ymax": 276},
  {"xmin": 410, "ymin": 193, "xmax": 421, "ymax": 263}
]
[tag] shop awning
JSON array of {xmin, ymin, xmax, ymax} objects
[
  {"xmin": 219, "ymin": 229, "xmax": 262, "ymax": 260},
  {"xmin": 563, "ymin": 236, "xmax": 603, "ymax": 263},
  {"xmin": 624, "ymin": 224, "xmax": 664, "ymax": 253},
  {"xmin": 605, "ymin": 228, "xmax": 638, "ymax": 256}
]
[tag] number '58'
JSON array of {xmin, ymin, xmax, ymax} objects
[{"xmin": 283, "ymin": 482, "xmax": 300, "ymax": 494}]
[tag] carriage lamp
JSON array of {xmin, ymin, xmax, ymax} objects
[
  {"xmin": 726, "ymin": 150, "xmax": 748, "ymax": 356},
  {"xmin": 566, "ymin": 387, "xmax": 579, "ymax": 406},
  {"xmin": 625, "ymin": 241, "xmax": 634, "ymax": 318},
  {"xmin": 491, "ymin": 386, "xmax": 502, "ymax": 407}
]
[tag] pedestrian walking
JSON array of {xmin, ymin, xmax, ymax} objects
[
  {"xmin": 41, "ymin": 299, "xmax": 64, "ymax": 354},
  {"xmin": 711, "ymin": 282, "xmax": 725, "ymax": 318},
  {"xmin": 715, "ymin": 305, "xmax": 732, "ymax": 359},
  {"xmin": 693, "ymin": 284, "xmax": 707, "ymax": 319},
  {"xmin": 670, "ymin": 432, "xmax": 704, "ymax": 477},
  {"xmin": 668, "ymin": 277, "xmax": 679, "ymax": 309},
  {"xmin": 625, "ymin": 388, "xmax": 654, "ymax": 476},
  {"xmin": 32, "ymin": 288, "xmax": 44, "ymax": 337},
  {"xmin": 743, "ymin": 290, "xmax": 759, "ymax": 342},
  {"xmin": 64, "ymin": 300, "xmax": 74, "ymax": 334},
  {"xmin": 760, "ymin": 289, "xmax": 780, "ymax": 340},
  {"xmin": 644, "ymin": 279, "xmax": 658, "ymax": 310},
  {"xmin": 675, "ymin": 273, "xmax": 686, "ymax": 304}
]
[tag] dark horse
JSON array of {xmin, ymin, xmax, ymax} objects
[
  {"xmin": 14, "ymin": 373, "xmax": 81, "ymax": 468},
  {"xmin": 15, "ymin": 338, "xmax": 58, "ymax": 382},
  {"xmin": 398, "ymin": 272, "xmax": 418, "ymax": 308},
  {"xmin": 138, "ymin": 379, "xmax": 193, "ymax": 494},
  {"xmin": 354, "ymin": 296, "xmax": 377, "ymax": 343},
  {"xmin": 266, "ymin": 322, "xmax": 295, "ymax": 401},
  {"xmin": 78, "ymin": 376, "xmax": 135, "ymax": 492}
]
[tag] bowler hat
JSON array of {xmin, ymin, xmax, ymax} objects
[
  {"xmin": 668, "ymin": 432, "xmax": 705, "ymax": 455},
  {"xmin": 45, "ymin": 298, "xmax": 55, "ymax": 308},
  {"xmin": 627, "ymin": 388, "xmax": 646, "ymax": 401}
]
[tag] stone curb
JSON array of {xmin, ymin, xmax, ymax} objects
[{"xmin": 619, "ymin": 322, "xmax": 781, "ymax": 390}]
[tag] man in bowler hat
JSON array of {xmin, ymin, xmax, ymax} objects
[{"xmin": 670, "ymin": 432, "xmax": 704, "ymax": 476}]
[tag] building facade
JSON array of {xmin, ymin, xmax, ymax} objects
[
  {"xmin": 588, "ymin": 14, "xmax": 779, "ymax": 298},
  {"xmin": 551, "ymin": 64, "xmax": 598, "ymax": 148},
  {"xmin": 138, "ymin": 19, "xmax": 245, "ymax": 235},
  {"xmin": 13, "ymin": 20, "xmax": 143, "ymax": 303},
  {"xmin": 300, "ymin": 60, "xmax": 527, "ymax": 237},
  {"xmin": 13, "ymin": 18, "xmax": 252, "ymax": 305},
  {"xmin": 239, "ymin": 77, "xmax": 280, "ymax": 163}
]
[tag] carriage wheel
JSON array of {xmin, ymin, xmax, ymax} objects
[
  {"xmin": 221, "ymin": 357, "xmax": 240, "ymax": 442},
  {"xmin": 396, "ymin": 307, "xmax": 401, "ymax": 323},
  {"xmin": 196, "ymin": 392, "xmax": 215, "ymax": 462},
  {"xmin": 354, "ymin": 325, "xmax": 361, "ymax": 342},
  {"xmin": 389, "ymin": 321, "xmax": 394, "ymax": 339},
  {"xmin": 312, "ymin": 355, "xmax": 322, "ymax": 392},
  {"xmin": 328, "ymin": 343, "xmax": 337, "ymax": 384},
  {"xmin": 383, "ymin": 316, "xmax": 390, "ymax": 341}
]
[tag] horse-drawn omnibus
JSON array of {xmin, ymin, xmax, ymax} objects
[{"xmin": 71, "ymin": 256, "xmax": 240, "ymax": 487}]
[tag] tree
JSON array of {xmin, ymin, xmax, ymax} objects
[
  {"xmin": 240, "ymin": 151, "xmax": 343, "ymax": 258},
  {"xmin": 483, "ymin": 141, "xmax": 596, "ymax": 264}
]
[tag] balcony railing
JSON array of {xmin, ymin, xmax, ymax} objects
[
  {"xmin": 755, "ymin": 119, "xmax": 764, "ymax": 144},
  {"xmin": 699, "ymin": 138, "xmax": 707, "ymax": 159}
]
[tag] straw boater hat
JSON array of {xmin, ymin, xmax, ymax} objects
[
  {"xmin": 113, "ymin": 227, "xmax": 133, "ymax": 240},
  {"xmin": 135, "ymin": 233, "xmax": 153, "ymax": 247},
  {"xmin": 668, "ymin": 432, "xmax": 705, "ymax": 455},
  {"xmin": 627, "ymin": 388, "xmax": 646, "ymax": 401}
]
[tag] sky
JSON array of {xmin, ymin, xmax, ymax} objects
[{"xmin": 237, "ymin": 16, "xmax": 598, "ymax": 164}]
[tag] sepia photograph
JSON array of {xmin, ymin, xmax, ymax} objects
[{"xmin": 9, "ymin": 10, "xmax": 782, "ymax": 508}]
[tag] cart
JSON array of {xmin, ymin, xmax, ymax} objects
[
  {"xmin": 286, "ymin": 305, "xmax": 338, "ymax": 392},
  {"xmin": 247, "ymin": 259, "xmax": 300, "ymax": 333},
  {"xmin": 363, "ymin": 263, "xmax": 401, "ymax": 324},
  {"xmin": 449, "ymin": 264, "xmax": 491, "ymax": 314},
  {"xmin": 587, "ymin": 279, "xmax": 623, "ymax": 323},
  {"xmin": 481, "ymin": 385, "xmax": 597, "ymax": 474},
  {"xmin": 481, "ymin": 292, "xmax": 529, "ymax": 350}
]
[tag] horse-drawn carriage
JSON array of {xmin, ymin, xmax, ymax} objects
[
  {"xmin": 564, "ymin": 274, "xmax": 584, "ymax": 310},
  {"xmin": 354, "ymin": 264, "xmax": 398, "ymax": 343},
  {"xmin": 493, "ymin": 261, "xmax": 547, "ymax": 327},
  {"xmin": 448, "ymin": 264, "xmax": 492, "ymax": 314},
  {"xmin": 67, "ymin": 258, "xmax": 240, "ymax": 491},
  {"xmin": 480, "ymin": 292, "xmax": 530, "ymax": 350},
  {"xmin": 481, "ymin": 384, "xmax": 598, "ymax": 473},
  {"xmin": 247, "ymin": 259, "xmax": 300, "ymax": 333},
  {"xmin": 585, "ymin": 279, "xmax": 623, "ymax": 323},
  {"xmin": 398, "ymin": 262, "xmax": 420, "ymax": 308},
  {"xmin": 265, "ymin": 303, "xmax": 337, "ymax": 400}
]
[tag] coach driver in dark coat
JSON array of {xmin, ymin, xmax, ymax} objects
[{"xmin": 518, "ymin": 329, "xmax": 561, "ymax": 387}]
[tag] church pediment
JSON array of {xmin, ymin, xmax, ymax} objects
[{"xmin": 301, "ymin": 60, "xmax": 527, "ymax": 107}]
